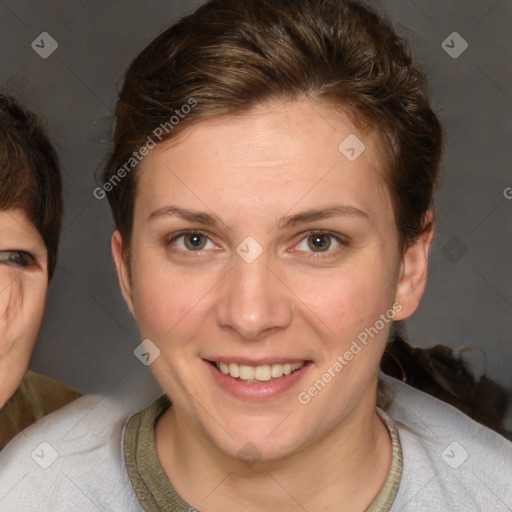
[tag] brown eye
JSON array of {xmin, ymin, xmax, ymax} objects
[
  {"xmin": 0, "ymin": 251, "xmax": 35, "ymax": 267},
  {"xmin": 307, "ymin": 234, "xmax": 332, "ymax": 252},
  {"xmin": 183, "ymin": 233, "xmax": 208, "ymax": 250},
  {"xmin": 294, "ymin": 231, "xmax": 346, "ymax": 256},
  {"xmin": 167, "ymin": 231, "xmax": 217, "ymax": 254}
]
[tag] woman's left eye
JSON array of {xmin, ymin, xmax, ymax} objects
[
  {"xmin": 295, "ymin": 232, "xmax": 345, "ymax": 254},
  {"xmin": 0, "ymin": 251, "xmax": 35, "ymax": 268}
]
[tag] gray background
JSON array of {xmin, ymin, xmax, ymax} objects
[{"xmin": 1, "ymin": 1, "xmax": 510, "ymax": 421}]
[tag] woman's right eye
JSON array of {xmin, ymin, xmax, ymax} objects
[
  {"xmin": 0, "ymin": 251, "xmax": 35, "ymax": 268},
  {"xmin": 167, "ymin": 232, "xmax": 216, "ymax": 253}
]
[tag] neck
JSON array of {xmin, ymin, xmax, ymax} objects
[
  {"xmin": 0, "ymin": 356, "xmax": 26, "ymax": 409},
  {"xmin": 155, "ymin": 382, "xmax": 392, "ymax": 512}
]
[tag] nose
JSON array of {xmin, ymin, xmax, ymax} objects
[{"xmin": 215, "ymin": 252, "xmax": 293, "ymax": 341}]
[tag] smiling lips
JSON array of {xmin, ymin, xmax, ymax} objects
[{"xmin": 215, "ymin": 361, "xmax": 306, "ymax": 382}]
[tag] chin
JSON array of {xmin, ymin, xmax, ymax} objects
[{"xmin": 195, "ymin": 407, "xmax": 316, "ymax": 466}]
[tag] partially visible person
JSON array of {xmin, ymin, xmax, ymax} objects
[{"xmin": 0, "ymin": 93, "xmax": 81, "ymax": 450}]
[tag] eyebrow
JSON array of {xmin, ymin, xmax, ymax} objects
[
  {"xmin": 277, "ymin": 205, "xmax": 369, "ymax": 229},
  {"xmin": 148, "ymin": 206, "xmax": 223, "ymax": 226},
  {"xmin": 148, "ymin": 204, "xmax": 369, "ymax": 229}
]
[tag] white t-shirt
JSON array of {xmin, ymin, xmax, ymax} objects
[{"xmin": 0, "ymin": 373, "xmax": 510, "ymax": 511}]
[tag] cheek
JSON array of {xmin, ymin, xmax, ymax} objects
[
  {"xmin": 0, "ymin": 281, "xmax": 23, "ymax": 354},
  {"xmin": 0, "ymin": 276, "xmax": 47, "ymax": 357},
  {"xmin": 130, "ymin": 256, "xmax": 212, "ymax": 341},
  {"xmin": 289, "ymin": 253, "xmax": 397, "ymax": 342}
]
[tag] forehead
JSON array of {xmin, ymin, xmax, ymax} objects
[
  {"xmin": 0, "ymin": 209, "xmax": 45, "ymax": 247},
  {"xmin": 135, "ymin": 100, "xmax": 392, "ymax": 226}
]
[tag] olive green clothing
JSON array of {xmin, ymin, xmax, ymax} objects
[
  {"xmin": 124, "ymin": 396, "xmax": 403, "ymax": 511},
  {"xmin": 0, "ymin": 370, "xmax": 82, "ymax": 450}
]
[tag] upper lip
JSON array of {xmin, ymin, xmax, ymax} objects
[{"xmin": 204, "ymin": 357, "xmax": 310, "ymax": 366}]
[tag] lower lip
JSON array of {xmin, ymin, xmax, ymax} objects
[{"xmin": 204, "ymin": 360, "xmax": 312, "ymax": 400}]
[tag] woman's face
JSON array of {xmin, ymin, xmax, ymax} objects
[
  {"xmin": 0, "ymin": 209, "xmax": 48, "ymax": 407},
  {"xmin": 113, "ymin": 100, "xmax": 431, "ymax": 460}
]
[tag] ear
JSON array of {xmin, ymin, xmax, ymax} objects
[
  {"xmin": 393, "ymin": 212, "xmax": 434, "ymax": 321},
  {"xmin": 111, "ymin": 231, "xmax": 135, "ymax": 317}
]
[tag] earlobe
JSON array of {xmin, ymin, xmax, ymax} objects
[
  {"xmin": 393, "ymin": 214, "xmax": 435, "ymax": 321},
  {"xmin": 111, "ymin": 231, "xmax": 135, "ymax": 317}
]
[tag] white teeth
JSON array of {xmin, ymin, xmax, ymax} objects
[
  {"xmin": 271, "ymin": 364, "xmax": 284, "ymax": 378},
  {"xmin": 254, "ymin": 365, "xmax": 271, "ymax": 381},
  {"xmin": 239, "ymin": 365, "xmax": 254, "ymax": 380},
  {"xmin": 228, "ymin": 362, "xmax": 240, "ymax": 378},
  {"xmin": 215, "ymin": 361, "xmax": 305, "ymax": 381}
]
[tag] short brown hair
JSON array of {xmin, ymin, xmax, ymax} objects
[
  {"xmin": 0, "ymin": 94, "xmax": 63, "ymax": 279},
  {"xmin": 104, "ymin": 0, "xmax": 442, "ymax": 251}
]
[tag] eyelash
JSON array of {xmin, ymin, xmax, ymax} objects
[
  {"xmin": 0, "ymin": 250, "xmax": 36, "ymax": 268},
  {"xmin": 166, "ymin": 230, "xmax": 348, "ymax": 258}
]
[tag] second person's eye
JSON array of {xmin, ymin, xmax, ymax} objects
[{"xmin": 0, "ymin": 250, "xmax": 35, "ymax": 268}]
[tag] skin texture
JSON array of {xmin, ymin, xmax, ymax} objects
[
  {"xmin": 112, "ymin": 100, "xmax": 433, "ymax": 511},
  {"xmin": 0, "ymin": 209, "xmax": 48, "ymax": 408}
]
